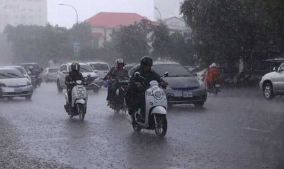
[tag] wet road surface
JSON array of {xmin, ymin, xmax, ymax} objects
[{"xmin": 0, "ymin": 83, "xmax": 284, "ymax": 169}]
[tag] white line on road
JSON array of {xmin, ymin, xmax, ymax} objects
[{"xmin": 245, "ymin": 127, "xmax": 271, "ymax": 133}]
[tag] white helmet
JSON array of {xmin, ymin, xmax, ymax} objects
[
  {"xmin": 211, "ymin": 63, "xmax": 217, "ymax": 68},
  {"xmin": 115, "ymin": 58, "xmax": 125, "ymax": 67}
]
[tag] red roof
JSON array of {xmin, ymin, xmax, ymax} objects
[{"xmin": 86, "ymin": 12, "xmax": 153, "ymax": 29}]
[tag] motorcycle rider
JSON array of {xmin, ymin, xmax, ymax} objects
[
  {"xmin": 126, "ymin": 56, "xmax": 168, "ymax": 122},
  {"xmin": 205, "ymin": 63, "xmax": 221, "ymax": 90},
  {"xmin": 64, "ymin": 62, "xmax": 84, "ymax": 112},
  {"xmin": 103, "ymin": 59, "xmax": 128, "ymax": 107}
]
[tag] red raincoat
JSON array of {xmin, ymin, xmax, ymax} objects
[{"xmin": 206, "ymin": 67, "xmax": 221, "ymax": 89}]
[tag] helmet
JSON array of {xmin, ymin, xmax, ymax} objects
[
  {"xmin": 71, "ymin": 62, "xmax": 80, "ymax": 72},
  {"xmin": 140, "ymin": 56, "xmax": 153, "ymax": 66},
  {"xmin": 211, "ymin": 63, "xmax": 217, "ymax": 68},
  {"xmin": 115, "ymin": 58, "xmax": 125, "ymax": 67}
]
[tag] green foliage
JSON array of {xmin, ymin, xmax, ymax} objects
[
  {"xmin": 4, "ymin": 23, "xmax": 98, "ymax": 66},
  {"xmin": 181, "ymin": 0, "xmax": 284, "ymax": 68}
]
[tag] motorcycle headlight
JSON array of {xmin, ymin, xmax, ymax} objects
[{"xmin": 153, "ymin": 90, "xmax": 163, "ymax": 100}]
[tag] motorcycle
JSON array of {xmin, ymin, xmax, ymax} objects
[
  {"xmin": 111, "ymin": 77, "xmax": 130, "ymax": 113},
  {"xmin": 64, "ymin": 80, "xmax": 88, "ymax": 121},
  {"xmin": 207, "ymin": 79, "xmax": 221, "ymax": 95},
  {"xmin": 125, "ymin": 72, "xmax": 168, "ymax": 137}
]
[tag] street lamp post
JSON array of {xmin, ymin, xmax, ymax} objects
[
  {"xmin": 59, "ymin": 3, "xmax": 80, "ymax": 58},
  {"xmin": 59, "ymin": 3, "xmax": 78, "ymax": 25},
  {"xmin": 154, "ymin": 6, "xmax": 162, "ymax": 21}
]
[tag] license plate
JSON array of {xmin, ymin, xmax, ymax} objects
[
  {"xmin": 14, "ymin": 88, "xmax": 22, "ymax": 93},
  {"xmin": 215, "ymin": 84, "xmax": 220, "ymax": 87},
  {"xmin": 183, "ymin": 92, "xmax": 193, "ymax": 98}
]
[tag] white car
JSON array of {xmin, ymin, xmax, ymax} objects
[
  {"xmin": 0, "ymin": 68, "xmax": 33, "ymax": 100},
  {"xmin": 87, "ymin": 62, "xmax": 109, "ymax": 86},
  {"xmin": 57, "ymin": 63, "xmax": 100, "ymax": 93},
  {"xmin": 42, "ymin": 67, "xmax": 58, "ymax": 82},
  {"xmin": 259, "ymin": 63, "xmax": 284, "ymax": 100}
]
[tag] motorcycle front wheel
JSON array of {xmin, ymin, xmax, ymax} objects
[
  {"xmin": 77, "ymin": 104, "xmax": 85, "ymax": 121},
  {"xmin": 154, "ymin": 114, "xmax": 167, "ymax": 137}
]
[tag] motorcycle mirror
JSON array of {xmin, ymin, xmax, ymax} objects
[
  {"xmin": 134, "ymin": 72, "xmax": 140, "ymax": 78},
  {"xmin": 164, "ymin": 72, "xmax": 169, "ymax": 77}
]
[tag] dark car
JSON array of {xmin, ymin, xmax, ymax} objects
[{"xmin": 129, "ymin": 62, "xmax": 207, "ymax": 107}]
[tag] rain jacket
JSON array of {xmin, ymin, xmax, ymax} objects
[{"xmin": 206, "ymin": 67, "xmax": 221, "ymax": 89}]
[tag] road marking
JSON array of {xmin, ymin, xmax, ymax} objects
[{"xmin": 245, "ymin": 127, "xmax": 270, "ymax": 133}]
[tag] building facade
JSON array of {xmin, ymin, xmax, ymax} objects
[
  {"xmin": 86, "ymin": 12, "xmax": 153, "ymax": 48},
  {"xmin": 0, "ymin": 0, "xmax": 47, "ymax": 33},
  {"xmin": 162, "ymin": 17, "xmax": 192, "ymax": 40}
]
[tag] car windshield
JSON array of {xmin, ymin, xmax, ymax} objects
[
  {"xmin": 6, "ymin": 67, "xmax": 27, "ymax": 75},
  {"xmin": 0, "ymin": 69, "xmax": 25, "ymax": 79},
  {"xmin": 90, "ymin": 64, "xmax": 109, "ymax": 71},
  {"xmin": 152, "ymin": 64, "xmax": 194, "ymax": 77},
  {"xmin": 49, "ymin": 69, "xmax": 58, "ymax": 73},
  {"xmin": 69, "ymin": 65, "xmax": 93, "ymax": 73}
]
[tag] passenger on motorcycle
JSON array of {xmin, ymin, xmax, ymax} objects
[
  {"xmin": 205, "ymin": 63, "xmax": 221, "ymax": 90},
  {"xmin": 104, "ymin": 59, "xmax": 128, "ymax": 107},
  {"xmin": 65, "ymin": 62, "xmax": 84, "ymax": 109},
  {"xmin": 126, "ymin": 56, "xmax": 168, "ymax": 122}
]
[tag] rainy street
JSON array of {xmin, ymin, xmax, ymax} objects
[{"xmin": 0, "ymin": 83, "xmax": 283, "ymax": 169}]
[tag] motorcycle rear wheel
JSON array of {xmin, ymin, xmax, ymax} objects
[{"xmin": 132, "ymin": 122, "xmax": 142, "ymax": 132}]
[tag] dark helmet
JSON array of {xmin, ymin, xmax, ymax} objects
[
  {"xmin": 140, "ymin": 56, "xmax": 153, "ymax": 66},
  {"xmin": 71, "ymin": 62, "xmax": 80, "ymax": 72}
]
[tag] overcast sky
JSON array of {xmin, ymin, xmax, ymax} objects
[{"xmin": 48, "ymin": 0, "xmax": 154, "ymax": 28}]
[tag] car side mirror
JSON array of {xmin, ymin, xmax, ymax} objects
[
  {"xmin": 164, "ymin": 72, "xmax": 169, "ymax": 77},
  {"xmin": 134, "ymin": 72, "xmax": 140, "ymax": 78}
]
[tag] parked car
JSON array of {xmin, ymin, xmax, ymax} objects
[
  {"xmin": 57, "ymin": 62, "xmax": 100, "ymax": 93},
  {"xmin": 0, "ymin": 68, "xmax": 33, "ymax": 100},
  {"xmin": 259, "ymin": 62, "xmax": 284, "ymax": 100},
  {"xmin": 4, "ymin": 66, "xmax": 30, "ymax": 81},
  {"xmin": 42, "ymin": 67, "xmax": 58, "ymax": 82},
  {"xmin": 87, "ymin": 62, "xmax": 109, "ymax": 87},
  {"xmin": 129, "ymin": 62, "xmax": 207, "ymax": 107}
]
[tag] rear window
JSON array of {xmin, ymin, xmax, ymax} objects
[
  {"xmin": 152, "ymin": 64, "xmax": 194, "ymax": 77},
  {"xmin": 0, "ymin": 69, "xmax": 25, "ymax": 79},
  {"xmin": 90, "ymin": 63, "xmax": 109, "ymax": 71},
  {"xmin": 22, "ymin": 64, "xmax": 40, "ymax": 72}
]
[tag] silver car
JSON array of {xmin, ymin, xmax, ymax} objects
[
  {"xmin": 259, "ymin": 62, "xmax": 284, "ymax": 100},
  {"xmin": 129, "ymin": 62, "xmax": 207, "ymax": 107},
  {"xmin": 0, "ymin": 68, "xmax": 33, "ymax": 100}
]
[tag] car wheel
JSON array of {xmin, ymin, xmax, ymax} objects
[
  {"xmin": 57, "ymin": 80, "xmax": 63, "ymax": 93},
  {"xmin": 25, "ymin": 95, "xmax": 32, "ymax": 100},
  {"xmin": 194, "ymin": 102, "xmax": 204, "ymax": 107},
  {"xmin": 263, "ymin": 83, "xmax": 274, "ymax": 100}
]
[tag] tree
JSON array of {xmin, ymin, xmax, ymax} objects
[
  {"xmin": 105, "ymin": 19, "xmax": 152, "ymax": 63},
  {"xmin": 180, "ymin": 0, "xmax": 280, "ymax": 70}
]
